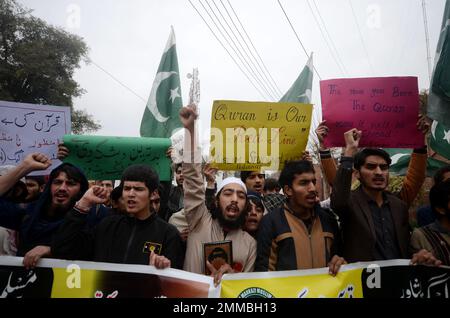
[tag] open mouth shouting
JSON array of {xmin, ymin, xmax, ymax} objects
[{"xmin": 225, "ymin": 204, "xmax": 240, "ymax": 219}]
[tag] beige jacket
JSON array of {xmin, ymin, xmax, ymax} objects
[
  {"xmin": 168, "ymin": 209, "xmax": 188, "ymax": 233},
  {"xmin": 182, "ymin": 162, "xmax": 256, "ymax": 274}
]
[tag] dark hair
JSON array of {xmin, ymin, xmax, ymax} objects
[
  {"xmin": 354, "ymin": 148, "xmax": 392, "ymax": 170},
  {"xmin": 172, "ymin": 163, "xmax": 182, "ymax": 174},
  {"xmin": 279, "ymin": 160, "xmax": 315, "ymax": 188},
  {"xmin": 429, "ymin": 179, "xmax": 450, "ymax": 218},
  {"xmin": 50, "ymin": 163, "xmax": 89, "ymax": 200},
  {"xmin": 208, "ymin": 247, "xmax": 228, "ymax": 263},
  {"xmin": 110, "ymin": 185, "xmax": 123, "ymax": 203},
  {"xmin": 433, "ymin": 165, "xmax": 450, "ymax": 185},
  {"xmin": 121, "ymin": 164, "xmax": 159, "ymax": 193},
  {"xmin": 240, "ymin": 171, "xmax": 264, "ymax": 183},
  {"xmin": 264, "ymin": 178, "xmax": 280, "ymax": 192},
  {"xmin": 25, "ymin": 175, "xmax": 46, "ymax": 186},
  {"xmin": 247, "ymin": 192, "xmax": 264, "ymax": 212}
]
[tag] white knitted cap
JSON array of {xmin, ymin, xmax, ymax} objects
[{"xmin": 217, "ymin": 177, "xmax": 247, "ymax": 194}]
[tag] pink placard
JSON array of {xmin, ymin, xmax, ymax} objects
[{"xmin": 320, "ymin": 77, "xmax": 424, "ymax": 148}]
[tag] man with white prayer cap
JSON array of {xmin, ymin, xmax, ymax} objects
[{"xmin": 179, "ymin": 104, "xmax": 256, "ymax": 286}]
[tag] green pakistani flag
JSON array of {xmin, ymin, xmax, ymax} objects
[
  {"xmin": 279, "ymin": 53, "xmax": 313, "ymax": 103},
  {"xmin": 430, "ymin": 120, "xmax": 450, "ymax": 160},
  {"xmin": 385, "ymin": 148, "xmax": 446, "ymax": 177},
  {"xmin": 140, "ymin": 27, "xmax": 183, "ymax": 138},
  {"xmin": 427, "ymin": 0, "xmax": 450, "ymax": 126},
  {"xmin": 385, "ymin": 119, "xmax": 450, "ymax": 176}
]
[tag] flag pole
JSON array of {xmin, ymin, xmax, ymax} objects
[{"xmin": 422, "ymin": 0, "xmax": 432, "ymax": 83}]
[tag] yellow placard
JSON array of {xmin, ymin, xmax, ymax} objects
[
  {"xmin": 221, "ymin": 268, "xmax": 364, "ymax": 298},
  {"xmin": 209, "ymin": 100, "xmax": 313, "ymax": 171}
]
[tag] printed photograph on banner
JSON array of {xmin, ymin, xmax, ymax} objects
[
  {"xmin": 203, "ymin": 240, "xmax": 233, "ymax": 276},
  {"xmin": 209, "ymin": 100, "xmax": 313, "ymax": 172}
]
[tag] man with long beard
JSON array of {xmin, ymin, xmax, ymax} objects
[
  {"xmin": 180, "ymin": 104, "xmax": 256, "ymax": 285},
  {"xmin": 0, "ymin": 153, "xmax": 90, "ymax": 268}
]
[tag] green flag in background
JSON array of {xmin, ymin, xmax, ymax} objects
[
  {"xmin": 385, "ymin": 119, "xmax": 450, "ymax": 177},
  {"xmin": 427, "ymin": 0, "xmax": 450, "ymax": 126},
  {"xmin": 430, "ymin": 120, "xmax": 450, "ymax": 160},
  {"xmin": 279, "ymin": 53, "xmax": 313, "ymax": 103},
  {"xmin": 140, "ymin": 26, "xmax": 183, "ymax": 138},
  {"xmin": 385, "ymin": 148, "xmax": 447, "ymax": 177}
]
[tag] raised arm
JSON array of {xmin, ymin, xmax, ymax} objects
[
  {"xmin": 52, "ymin": 186, "xmax": 108, "ymax": 260},
  {"xmin": 203, "ymin": 163, "xmax": 218, "ymax": 211},
  {"xmin": 396, "ymin": 115, "xmax": 429, "ymax": 207},
  {"xmin": 330, "ymin": 128, "xmax": 361, "ymax": 217},
  {"xmin": 0, "ymin": 153, "xmax": 51, "ymax": 196},
  {"xmin": 180, "ymin": 105, "xmax": 208, "ymax": 230},
  {"xmin": 315, "ymin": 121, "xmax": 337, "ymax": 186}
]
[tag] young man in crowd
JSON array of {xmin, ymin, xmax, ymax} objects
[
  {"xmin": 52, "ymin": 164, "xmax": 184, "ymax": 269},
  {"xmin": 316, "ymin": 118, "xmax": 429, "ymax": 209},
  {"xmin": 0, "ymin": 153, "xmax": 98, "ymax": 268},
  {"xmin": 416, "ymin": 165, "xmax": 450, "ymax": 227},
  {"xmin": 96, "ymin": 180, "xmax": 114, "ymax": 207},
  {"xmin": 410, "ymin": 180, "xmax": 449, "ymax": 265},
  {"xmin": 243, "ymin": 192, "xmax": 265, "ymax": 239},
  {"xmin": 255, "ymin": 160, "xmax": 345, "ymax": 275},
  {"xmin": 164, "ymin": 163, "xmax": 184, "ymax": 221},
  {"xmin": 180, "ymin": 104, "xmax": 256, "ymax": 285},
  {"xmin": 263, "ymin": 178, "xmax": 281, "ymax": 195},
  {"xmin": 24, "ymin": 175, "xmax": 46, "ymax": 202},
  {"xmin": 241, "ymin": 171, "xmax": 284, "ymax": 213},
  {"xmin": 0, "ymin": 165, "xmax": 28, "ymax": 256},
  {"xmin": 331, "ymin": 128, "xmax": 440, "ymax": 266},
  {"xmin": 110, "ymin": 185, "xmax": 127, "ymax": 215}
]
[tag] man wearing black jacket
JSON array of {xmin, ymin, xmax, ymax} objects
[
  {"xmin": 52, "ymin": 164, "xmax": 184, "ymax": 269},
  {"xmin": 0, "ymin": 153, "xmax": 109, "ymax": 269}
]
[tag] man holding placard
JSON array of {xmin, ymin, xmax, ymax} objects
[
  {"xmin": 180, "ymin": 104, "xmax": 256, "ymax": 286},
  {"xmin": 331, "ymin": 129, "xmax": 441, "ymax": 266}
]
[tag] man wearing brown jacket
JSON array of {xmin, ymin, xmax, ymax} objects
[
  {"xmin": 316, "ymin": 120, "xmax": 428, "ymax": 208},
  {"xmin": 331, "ymin": 128, "xmax": 440, "ymax": 266}
]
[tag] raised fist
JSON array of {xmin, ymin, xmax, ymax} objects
[
  {"xmin": 179, "ymin": 104, "xmax": 198, "ymax": 131},
  {"xmin": 22, "ymin": 153, "xmax": 52, "ymax": 173}
]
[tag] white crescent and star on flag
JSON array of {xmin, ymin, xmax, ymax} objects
[{"xmin": 146, "ymin": 71, "xmax": 180, "ymax": 123}]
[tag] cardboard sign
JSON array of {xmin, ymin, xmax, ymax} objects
[
  {"xmin": 209, "ymin": 100, "xmax": 313, "ymax": 171},
  {"xmin": 320, "ymin": 77, "xmax": 424, "ymax": 148},
  {"xmin": 63, "ymin": 135, "xmax": 172, "ymax": 181},
  {"xmin": 0, "ymin": 100, "xmax": 71, "ymax": 175}
]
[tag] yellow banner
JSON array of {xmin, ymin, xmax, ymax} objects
[
  {"xmin": 209, "ymin": 100, "xmax": 313, "ymax": 171},
  {"xmin": 221, "ymin": 268, "xmax": 364, "ymax": 298}
]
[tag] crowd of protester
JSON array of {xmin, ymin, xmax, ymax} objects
[{"xmin": 0, "ymin": 105, "xmax": 448, "ymax": 287}]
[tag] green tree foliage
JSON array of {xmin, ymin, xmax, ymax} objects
[
  {"xmin": 0, "ymin": 0, "xmax": 100, "ymax": 134},
  {"xmin": 71, "ymin": 109, "xmax": 101, "ymax": 135}
]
